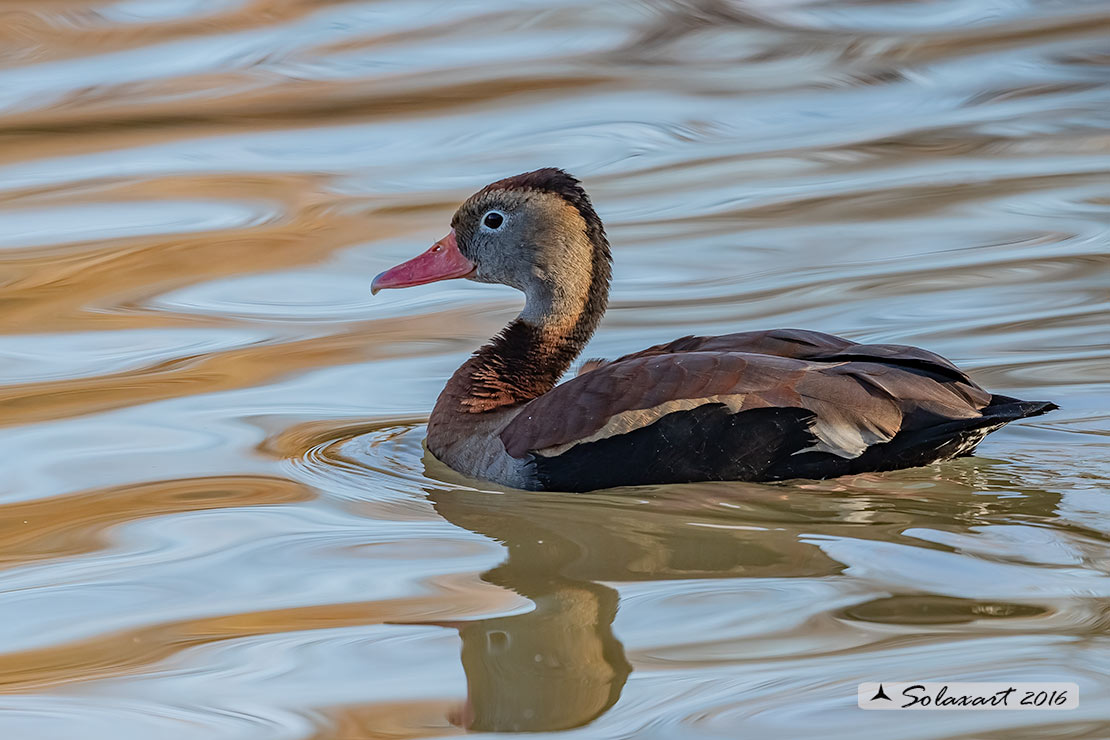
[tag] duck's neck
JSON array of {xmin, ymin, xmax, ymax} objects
[
  {"xmin": 450, "ymin": 318, "xmax": 588, "ymax": 414},
  {"xmin": 431, "ymin": 265, "xmax": 609, "ymax": 434}
]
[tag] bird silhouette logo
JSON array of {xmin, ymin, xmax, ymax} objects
[{"xmin": 871, "ymin": 684, "xmax": 892, "ymax": 701}]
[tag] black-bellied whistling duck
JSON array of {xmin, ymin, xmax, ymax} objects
[{"xmin": 372, "ymin": 168, "xmax": 1056, "ymax": 492}]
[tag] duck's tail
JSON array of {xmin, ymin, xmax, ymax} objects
[{"xmin": 982, "ymin": 394, "xmax": 1059, "ymax": 422}]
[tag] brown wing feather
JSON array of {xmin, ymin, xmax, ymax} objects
[
  {"xmin": 595, "ymin": 329, "xmax": 854, "ymax": 365},
  {"xmin": 501, "ymin": 330, "xmax": 991, "ymax": 460},
  {"xmin": 578, "ymin": 329, "xmax": 968, "ymax": 380}
]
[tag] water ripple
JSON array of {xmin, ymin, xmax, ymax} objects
[{"xmin": 0, "ymin": 0, "xmax": 1108, "ymax": 737}]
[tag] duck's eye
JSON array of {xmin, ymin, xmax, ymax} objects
[{"xmin": 481, "ymin": 210, "xmax": 505, "ymax": 231}]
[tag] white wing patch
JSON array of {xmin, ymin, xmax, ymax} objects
[
  {"xmin": 800, "ymin": 409, "xmax": 895, "ymax": 458},
  {"xmin": 533, "ymin": 394, "xmax": 749, "ymax": 457}
]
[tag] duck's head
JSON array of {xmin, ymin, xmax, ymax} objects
[{"xmin": 372, "ymin": 168, "xmax": 611, "ymax": 329}]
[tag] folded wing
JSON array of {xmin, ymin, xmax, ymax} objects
[{"xmin": 503, "ymin": 329, "xmax": 1049, "ymax": 491}]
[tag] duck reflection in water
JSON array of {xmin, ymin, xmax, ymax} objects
[
  {"xmin": 405, "ymin": 452, "xmax": 1060, "ymax": 733},
  {"xmin": 423, "ymin": 486, "xmax": 631, "ymax": 732},
  {"xmin": 414, "ymin": 474, "xmax": 845, "ymax": 732}
]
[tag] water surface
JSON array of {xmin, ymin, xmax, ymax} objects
[{"xmin": 1, "ymin": 0, "xmax": 1108, "ymax": 738}]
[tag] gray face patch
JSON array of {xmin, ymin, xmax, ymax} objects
[{"xmin": 454, "ymin": 190, "xmax": 594, "ymax": 326}]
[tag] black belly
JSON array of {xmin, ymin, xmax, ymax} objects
[{"xmin": 528, "ymin": 397, "xmax": 1054, "ymax": 492}]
